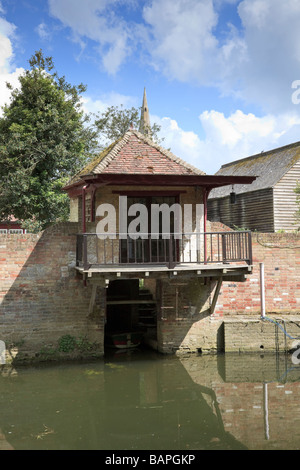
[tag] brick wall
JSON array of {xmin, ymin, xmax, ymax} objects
[
  {"xmin": 210, "ymin": 228, "xmax": 300, "ymax": 317},
  {"xmin": 211, "ymin": 228, "xmax": 300, "ymax": 353},
  {"xmin": 1, "ymin": 220, "xmax": 299, "ymax": 360},
  {"xmin": 157, "ymin": 228, "xmax": 300, "ymax": 354},
  {"xmin": 0, "ymin": 223, "xmax": 104, "ymax": 363},
  {"xmin": 156, "ymin": 277, "xmax": 225, "ymax": 354}
]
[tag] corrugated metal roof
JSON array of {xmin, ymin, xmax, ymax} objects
[{"xmin": 209, "ymin": 141, "xmax": 300, "ymax": 199}]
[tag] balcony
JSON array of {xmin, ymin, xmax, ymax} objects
[{"xmin": 76, "ymin": 231, "xmax": 253, "ymax": 278}]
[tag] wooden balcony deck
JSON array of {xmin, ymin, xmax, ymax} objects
[{"xmin": 76, "ymin": 231, "xmax": 253, "ymax": 279}]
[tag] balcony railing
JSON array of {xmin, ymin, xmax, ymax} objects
[{"xmin": 76, "ymin": 231, "xmax": 252, "ymax": 271}]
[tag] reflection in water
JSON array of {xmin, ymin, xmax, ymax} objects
[{"xmin": 1, "ymin": 350, "xmax": 300, "ymax": 450}]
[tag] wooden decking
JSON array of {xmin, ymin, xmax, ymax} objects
[{"xmin": 76, "ymin": 262, "xmax": 252, "ymax": 280}]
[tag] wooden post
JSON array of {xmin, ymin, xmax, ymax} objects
[
  {"xmin": 221, "ymin": 234, "xmax": 227, "ymax": 263},
  {"xmin": 83, "ymin": 234, "xmax": 89, "ymax": 271},
  {"xmin": 248, "ymin": 231, "xmax": 253, "ymax": 265},
  {"xmin": 88, "ymin": 284, "xmax": 97, "ymax": 316},
  {"xmin": 168, "ymin": 234, "xmax": 176, "ymax": 269},
  {"xmin": 210, "ymin": 277, "xmax": 223, "ymax": 315}
]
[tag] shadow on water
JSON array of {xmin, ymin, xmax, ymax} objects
[{"xmin": 1, "ymin": 349, "xmax": 300, "ymax": 450}]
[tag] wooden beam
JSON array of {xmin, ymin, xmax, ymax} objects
[
  {"xmin": 210, "ymin": 277, "xmax": 223, "ymax": 315},
  {"xmin": 106, "ymin": 300, "xmax": 156, "ymax": 305},
  {"xmin": 80, "ymin": 173, "xmax": 256, "ymax": 188},
  {"xmin": 88, "ymin": 284, "xmax": 97, "ymax": 315}
]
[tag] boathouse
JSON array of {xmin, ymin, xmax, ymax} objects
[
  {"xmin": 208, "ymin": 141, "xmax": 300, "ymax": 232},
  {"xmin": 62, "ymin": 92, "xmax": 256, "ymax": 354}
]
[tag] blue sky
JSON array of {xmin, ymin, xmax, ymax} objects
[{"xmin": 1, "ymin": 0, "xmax": 300, "ymax": 174}]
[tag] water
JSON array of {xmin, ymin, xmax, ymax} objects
[{"xmin": 1, "ymin": 349, "xmax": 300, "ymax": 450}]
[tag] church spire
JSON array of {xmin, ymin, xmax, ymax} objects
[{"xmin": 139, "ymin": 87, "xmax": 151, "ymax": 136}]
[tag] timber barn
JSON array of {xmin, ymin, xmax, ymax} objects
[{"xmin": 207, "ymin": 141, "xmax": 300, "ymax": 233}]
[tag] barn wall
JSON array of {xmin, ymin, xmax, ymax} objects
[
  {"xmin": 207, "ymin": 188, "xmax": 274, "ymax": 232},
  {"xmin": 273, "ymin": 159, "xmax": 300, "ymax": 231}
]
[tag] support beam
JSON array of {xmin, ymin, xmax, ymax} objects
[
  {"xmin": 210, "ymin": 277, "xmax": 223, "ymax": 315},
  {"xmin": 88, "ymin": 284, "xmax": 97, "ymax": 315}
]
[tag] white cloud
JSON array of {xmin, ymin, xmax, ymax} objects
[
  {"xmin": 155, "ymin": 109, "xmax": 300, "ymax": 174},
  {"xmin": 140, "ymin": 0, "xmax": 300, "ymax": 114},
  {"xmin": 81, "ymin": 91, "xmax": 138, "ymax": 115},
  {"xmin": 224, "ymin": 0, "xmax": 300, "ymax": 112},
  {"xmin": 142, "ymin": 0, "xmax": 218, "ymax": 84},
  {"xmin": 0, "ymin": 17, "xmax": 15, "ymax": 70},
  {"xmin": 35, "ymin": 22, "xmax": 52, "ymax": 41},
  {"xmin": 45, "ymin": 0, "xmax": 300, "ymax": 114},
  {"xmin": 0, "ymin": 15, "xmax": 23, "ymax": 113},
  {"xmin": 1, "ymin": 0, "xmax": 300, "ymax": 179},
  {"xmin": 155, "ymin": 115, "xmax": 203, "ymax": 161},
  {"xmin": 48, "ymin": 0, "xmax": 131, "ymax": 74},
  {"xmin": 140, "ymin": 0, "xmax": 300, "ymax": 172}
]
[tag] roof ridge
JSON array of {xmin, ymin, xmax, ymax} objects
[
  {"xmin": 129, "ymin": 128, "xmax": 205, "ymax": 175},
  {"xmin": 220, "ymin": 140, "xmax": 300, "ymax": 170},
  {"xmin": 66, "ymin": 127, "xmax": 205, "ymax": 187},
  {"xmin": 92, "ymin": 128, "xmax": 205, "ymax": 175}
]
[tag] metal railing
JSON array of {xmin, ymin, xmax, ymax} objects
[{"xmin": 76, "ymin": 231, "xmax": 252, "ymax": 270}]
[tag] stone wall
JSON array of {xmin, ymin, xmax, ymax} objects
[{"xmin": 224, "ymin": 317, "xmax": 300, "ymax": 353}]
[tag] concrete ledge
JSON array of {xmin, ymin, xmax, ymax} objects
[{"xmin": 224, "ymin": 315, "xmax": 300, "ymax": 353}]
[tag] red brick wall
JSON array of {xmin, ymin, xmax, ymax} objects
[
  {"xmin": 215, "ymin": 231, "xmax": 300, "ymax": 316},
  {"xmin": 0, "ymin": 223, "xmax": 104, "ymax": 361},
  {"xmin": 1, "ymin": 220, "xmax": 299, "ymax": 360}
]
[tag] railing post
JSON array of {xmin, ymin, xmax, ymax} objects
[
  {"xmin": 76, "ymin": 235, "xmax": 80, "ymax": 267},
  {"xmin": 168, "ymin": 234, "xmax": 176, "ymax": 269},
  {"xmin": 248, "ymin": 231, "xmax": 253, "ymax": 265},
  {"xmin": 83, "ymin": 234, "xmax": 89, "ymax": 271},
  {"xmin": 221, "ymin": 233, "xmax": 227, "ymax": 263}
]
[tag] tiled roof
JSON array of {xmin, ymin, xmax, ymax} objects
[
  {"xmin": 67, "ymin": 129, "xmax": 204, "ymax": 186},
  {"xmin": 209, "ymin": 140, "xmax": 300, "ymax": 199}
]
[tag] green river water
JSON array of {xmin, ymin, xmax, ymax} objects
[{"xmin": 1, "ymin": 349, "xmax": 300, "ymax": 451}]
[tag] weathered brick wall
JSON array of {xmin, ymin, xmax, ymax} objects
[
  {"xmin": 1, "ymin": 219, "xmax": 299, "ymax": 360},
  {"xmin": 157, "ymin": 277, "xmax": 223, "ymax": 354},
  {"xmin": 210, "ymin": 227, "xmax": 300, "ymax": 316},
  {"xmin": 209, "ymin": 226, "xmax": 300, "ymax": 353},
  {"xmin": 158, "ymin": 226, "xmax": 300, "ymax": 354},
  {"xmin": 0, "ymin": 223, "xmax": 104, "ymax": 362}
]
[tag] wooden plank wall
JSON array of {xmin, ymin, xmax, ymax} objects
[
  {"xmin": 207, "ymin": 188, "xmax": 274, "ymax": 232},
  {"xmin": 273, "ymin": 160, "xmax": 300, "ymax": 231}
]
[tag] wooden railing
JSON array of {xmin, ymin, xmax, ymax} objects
[{"xmin": 76, "ymin": 231, "xmax": 252, "ymax": 270}]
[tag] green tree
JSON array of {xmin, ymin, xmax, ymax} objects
[
  {"xmin": 0, "ymin": 50, "xmax": 96, "ymax": 230},
  {"xmin": 94, "ymin": 104, "xmax": 163, "ymax": 150}
]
